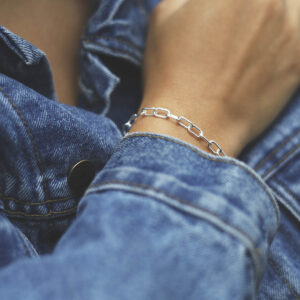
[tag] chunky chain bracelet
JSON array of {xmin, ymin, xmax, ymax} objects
[{"xmin": 123, "ymin": 107, "xmax": 226, "ymax": 157}]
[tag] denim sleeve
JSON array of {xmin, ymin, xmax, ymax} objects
[{"xmin": 0, "ymin": 133, "xmax": 279, "ymax": 300}]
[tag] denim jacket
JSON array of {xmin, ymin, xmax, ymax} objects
[{"xmin": 0, "ymin": 1, "xmax": 299, "ymax": 299}]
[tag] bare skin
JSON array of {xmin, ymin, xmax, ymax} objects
[
  {"xmin": 132, "ymin": 0, "xmax": 300, "ymax": 157},
  {"xmin": 1, "ymin": 0, "xmax": 299, "ymax": 158},
  {"xmin": 0, "ymin": 0, "xmax": 93, "ymax": 106}
]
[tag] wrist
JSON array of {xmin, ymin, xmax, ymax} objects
[
  {"xmin": 129, "ymin": 100, "xmax": 247, "ymax": 157},
  {"xmin": 130, "ymin": 115, "xmax": 213, "ymax": 155}
]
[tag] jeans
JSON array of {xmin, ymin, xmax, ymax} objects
[{"xmin": 0, "ymin": 0, "xmax": 299, "ymax": 299}]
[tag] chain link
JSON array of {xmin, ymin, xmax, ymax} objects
[{"xmin": 123, "ymin": 107, "xmax": 226, "ymax": 157}]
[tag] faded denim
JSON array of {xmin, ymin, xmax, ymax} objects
[{"xmin": 0, "ymin": 0, "xmax": 299, "ymax": 299}]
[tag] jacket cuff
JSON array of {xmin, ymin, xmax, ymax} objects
[{"xmin": 86, "ymin": 132, "xmax": 279, "ymax": 280}]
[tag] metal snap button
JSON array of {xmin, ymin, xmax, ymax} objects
[{"xmin": 68, "ymin": 160, "xmax": 96, "ymax": 196}]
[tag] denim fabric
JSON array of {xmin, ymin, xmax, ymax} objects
[{"xmin": 0, "ymin": 0, "xmax": 299, "ymax": 299}]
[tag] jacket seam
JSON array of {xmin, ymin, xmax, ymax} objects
[
  {"xmin": 4, "ymin": 207, "xmax": 77, "ymax": 218},
  {"xmin": 269, "ymin": 180, "xmax": 300, "ymax": 221},
  {"xmin": 262, "ymin": 144, "xmax": 300, "ymax": 179},
  {"xmin": 254, "ymin": 128, "xmax": 300, "ymax": 171},
  {"xmin": 0, "ymin": 86, "xmax": 49, "ymax": 199},
  {"xmin": 88, "ymin": 179, "xmax": 259, "ymax": 248},
  {"xmin": 87, "ymin": 179, "xmax": 265, "ymax": 281},
  {"xmin": 120, "ymin": 133, "xmax": 280, "ymax": 225},
  {"xmin": 272, "ymin": 178, "xmax": 299, "ymax": 202},
  {"xmin": 269, "ymin": 258, "xmax": 300, "ymax": 300},
  {"xmin": 0, "ymin": 192, "xmax": 74, "ymax": 206}
]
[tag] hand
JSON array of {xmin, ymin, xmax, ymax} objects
[{"xmin": 131, "ymin": 0, "xmax": 300, "ymax": 157}]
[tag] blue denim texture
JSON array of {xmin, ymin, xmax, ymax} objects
[{"xmin": 0, "ymin": 0, "xmax": 299, "ymax": 299}]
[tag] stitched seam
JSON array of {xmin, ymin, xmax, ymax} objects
[
  {"xmin": 0, "ymin": 192, "xmax": 74, "ymax": 206},
  {"xmin": 269, "ymin": 180, "xmax": 300, "ymax": 221},
  {"xmin": 269, "ymin": 259, "xmax": 300, "ymax": 300},
  {"xmin": 263, "ymin": 145, "xmax": 300, "ymax": 179},
  {"xmin": 85, "ymin": 36, "xmax": 142, "ymax": 53},
  {"xmin": 88, "ymin": 179, "xmax": 259, "ymax": 247},
  {"xmin": 119, "ymin": 133, "xmax": 280, "ymax": 224},
  {"xmin": 84, "ymin": 39, "xmax": 141, "ymax": 62},
  {"xmin": 254, "ymin": 129, "xmax": 300, "ymax": 171},
  {"xmin": 272, "ymin": 178, "xmax": 299, "ymax": 202},
  {"xmin": 0, "ymin": 86, "xmax": 49, "ymax": 199},
  {"xmin": 269, "ymin": 188, "xmax": 300, "ymax": 224},
  {"xmin": 4, "ymin": 207, "xmax": 77, "ymax": 217},
  {"xmin": 89, "ymin": 179, "xmax": 266, "ymax": 279}
]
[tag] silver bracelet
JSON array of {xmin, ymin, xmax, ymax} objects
[{"xmin": 123, "ymin": 107, "xmax": 226, "ymax": 157}]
